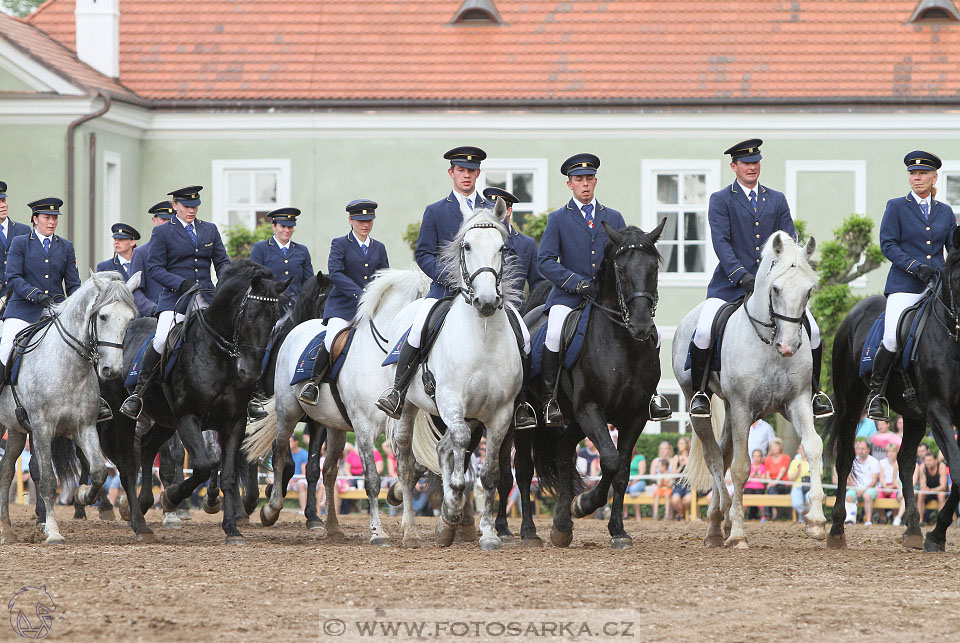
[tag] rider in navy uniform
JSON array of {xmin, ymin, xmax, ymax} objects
[
  {"xmin": 375, "ymin": 147, "xmax": 535, "ymax": 429},
  {"xmin": 0, "ymin": 198, "xmax": 110, "ymax": 419},
  {"xmin": 0, "ymin": 181, "xmax": 32, "ymax": 293},
  {"xmin": 298, "ymin": 199, "xmax": 388, "ymax": 405},
  {"xmin": 96, "ymin": 223, "xmax": 141, "ymax": 279},
  {"xmin": 539, "ymin": 153, "xmax": 672, "ymax": 427},
  {"xmin": 129, "ymin": 202, "xmax": 175, "ymax": 318},
  {"xmin": 249, "ymin": 207, "xmax": 314, "ymax": 305},
  {"xmin": 481, "ymin": 186, "xmax": 544, "ymax": 303},
  {"xmin": 866, "ymin": 151, "xmax": 957, "ymax": 420},
  {"xmin": 687, "ymin": 139, "xmax": 832, "ymax": 419},
  {"xmin": 120, "ymin": 186, "xmax": 230, "ymax": 419}
]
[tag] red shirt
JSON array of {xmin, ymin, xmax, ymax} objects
[
  {"xmin": 344, "ymin": 449, "xmax": 382, "ymax": 476},
  {"xmin": 764, "ymin": 454, "xmax": 791, "ymax": 481}
]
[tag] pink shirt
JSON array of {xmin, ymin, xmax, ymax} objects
[
  {"xmin": 344, "ymin": 449, "xmax": 383, "ymax": 476},
  {"xmin": 744, "ymin": 463, "xmax": 767, "ymax": 490}
]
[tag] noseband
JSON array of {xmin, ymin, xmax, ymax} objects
[
  {"xmin": 743, "ymin": 261, "xmax": 807, "ymax": 346},
  {"xmin": 196, "ymin": 285, "xmax": 280, "ymax": 358},
  {"xmin": 585, "ymin": 242, "xmax": 659, "ymax": 330},
  {"xmin": 457, "ymin": 222, "xmax": 505, "ymax": 309}
]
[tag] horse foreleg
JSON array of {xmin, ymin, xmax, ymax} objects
[
  {"xmin": 0, "ymin": 429, "xmax": 26, "ymax": 544},
  {"xmin": 355, "ymin": 418, "xmax": 388, "ymax": 546},
  {"xmin": 136, "ymin": 423, "xmax": 170, "ymax": 516},
  {"xmin": 607, "ymin": 421, "xmax": 644, "ymax": 549},
  {"xmin": 31, "ymin": 433, "xmax": 65, "ymax": 544},
  {"xmin": 690, "ymin": 414, "xmax": 729, "ymax": 547},
  {"xmin": 201, "ymin": 431, "xmax": 223, "ymax": 514},
  {"xmin": 29, "ymin": 451, "xmax": 45, "ymax": 527},
  {"xmin": 219, "ymin": 421, "xmax": 245, "ymax": 545},
  {"xmin": 924, "ymin": 403, "xmax": 960, "ymax": 552},
  {"xmin": 74, "ymin": 424, "xmax": 108, "ymax": 512},
  {"xmin": 166, "ymin": 418, "xmax": 216, "ymax": 512},
  {"xmin": 240, "ymin": 454, "xmax": 259, "ymax": 518},
  {"xmin": 570, "ymin": 402, "xmax": 617, "ymax": 517},
  {"xmin": 260, "ymin": 435, "xmax": 288, "ymax": 527},
  {"xmin": 393, "ymin": 407, "xmax": 421, "ymax": 548},
  {"xmin": 724, "ymin": 406, "xmax": 752, "ymax": 549},
  {"xmin": 73, "ymin": 445, "xmax": 91, "ymax": 520},
  {"xmin": 785, "ymin": 399, "xmax": 826, "ymax": 539},
  {"xmin": 435, "ymin": 408, "xmax": 471, "ymax": 547},
  {"xmin": 303, "ymin": 420, "xmax": 326, "ymax": 530},
  {"xmin": 113, "ymin": 429, "xmax": 155, "ymax": 542},
  {"xmin": 514, "ymin": 430, "xmax": 540, "ymax": 546},
  {"xmin": 477, "ymin": 414, "xmax": 511, "ymax": 550},
  {"xmin": 493, "ymin": 427, "xmax": 514, "ymax": 540},
  {"xmin": 897, "ymin": 419, "xmax": 926, "ymax": 549},
  {"xmin": 322, "ymin": 430, "xmax": 346, "ymax": 543}
]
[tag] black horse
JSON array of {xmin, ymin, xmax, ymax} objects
[
  {"xmin": 100, "ymin": 259, "xmax": 289, "ymax": 543},
  {"xmin": 828, "ymin": 230, "xmax": 960, "ymax": 552},
  {"xmin": 518, "ymin": 220, "xmax": 666, "ymax": 548}
]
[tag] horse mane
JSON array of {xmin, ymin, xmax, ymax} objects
[
  {"xmin": 757, "ymin": 231, "xmax": 817, "ymax": 287},
  {"xmin": 292, "ymin": 270, "xmax": 334, "ymax": 325},
  {"xmin": 593, "ymin": 225, "xmax": 663, "ymax": 294},
  {"xmin": 436, "ymin": 207, "xmax": 523, "ymax": 306},
  {"xmin": 56, "ymin": 271, "xmax": 136, "ymax": 317},
  {"xmin": 356, "ymin": 265, "xmax": 431, "ymax": 323},
  {"xmin": 217, "ymin": 258, "xmax": 275, "ymax": 291}
]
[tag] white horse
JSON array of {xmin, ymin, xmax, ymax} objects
[
  {"xmin": 675, "ymin": 231, "xmax": 827, "ymax": 548},
  {"xmin": 0, "ymin": 271, "xmax": 140, "ymax": 545},
  {"xmin": 389, "ymin": 199, "xmax": 523, "ymax": 550},
  {"xmin": 243, "ymin": 266, "xmax": 430, "ymax": 544}
]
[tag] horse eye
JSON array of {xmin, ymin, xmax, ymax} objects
[
  {"xmin": 99, "ymin": 313, "xmax": 108, "ymax": 321},
  {"xmin": 463, "ymin": 243, "xmax": 471, "ymax": 252},
  {"xmin": 772, "ymin": 285, "xmax": 781, "ymax": 295}
]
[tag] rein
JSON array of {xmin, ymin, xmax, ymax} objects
[
  {"xmin": 195, "ymin": 285, "xmax": 280, "ymax": 358},
  {"xmin": 743, "ymin": 260, "xmax": 808, "ymax": 346},
  {"xmin": 928, "ymin": 273, "xmax": 960, "ymax": 342},
  {"xmin": 583, "ymin": 242, "xmax": 659, "ymax": 331},
  {"xmin": 16, "ymin": 294, "xmax": 128, "ymax": 366},
  {"xmin": 457, "ymin": 222, "xmax": 505, "ymax": 309}
]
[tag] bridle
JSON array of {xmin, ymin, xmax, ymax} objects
[
  {"xmin": 18, "ymin": 296, "xmax": 130, "ymax": 366},
  {"xmin": 195, "ymin": 285, "xmax": 280, "ymax": 358},
  {"xmin": 929, "ymin": 272, "xmax": 960, "ymax": 342},
  {"xmin": 743, "ymin": 260, "xmax": 808, "ymax": 346},
  {"xmin": 457, "ymin": 222, "xmax": 505, "ymax": 309},
  {"xmin": 584, "ymin": 241, "xmax": 659, "ymax": 331}
]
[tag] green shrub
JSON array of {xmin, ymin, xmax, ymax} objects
[{"xmin": 224, "ymin": 222, "xmax": 272, "ymax": 259}]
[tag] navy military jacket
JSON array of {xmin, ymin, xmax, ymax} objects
[
  {"xmin": 416, "ymin": 191, "xmax": 488, "ymax": 299},
  {"xmin": 146, "ymin": 218, "xmax": 230, "ymax": 313},
  {"xmin": 538, "ymin": 198, "xmax": 626, "ymax": 310},
  {"xmin": 4, "ymin": 231, "xmax": 81, "ymax": 323},
  {"xmin": 325, "ymin": 231, "xmax": 389, "ymax": 320},
  {"xmin": 96, "ymin": 255, "xmax": 132, "ymax": 280},
  {"xmin": 129, "ymin": 241, "xmax": 161, "ymax": 317},
  {"xmin": 505, "ymin": 225, "xmax": 543, "ymax": 302},
  {"xmin": 249, "ymin": 237, "xmax": 314, "ymax": 303},
  {"xmin": 707, "ymin": 182, "xmax": 796, "ymax": 301},
  {"xmin": 0, "ymin": 219, "xmax": 31, "ymax": 291},
  {"xmin": 880, "ymin": 194, "xmax": 957, "ymax": 295}
]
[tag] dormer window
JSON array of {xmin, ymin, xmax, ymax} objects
[
  {"xmin": 450, "ymin": 0, "xmax": 505, "ymax": 25},
  {"xmin": 909, "ymin": 0, "xmax": 960, "ymax": 22}
]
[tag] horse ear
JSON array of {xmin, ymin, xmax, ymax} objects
[
  {"xmin": 89, "ymin": 269, "xmax": 105, "ymax": 290},
  {"xmin": 251, "ymin": 274, "xmax": 263, "ymax": 290},
  {"xmin": 494, "ymin": 197, "xmax": 508, "ymax": 223},
  {"xmin": 649, "ymin": 217, "xmax": 667, "ymax": 243},
  {"xmin": 601, "ymin": 221, "xmax": 623, "ymax": 244},
  {"xmin": 804, "ymin": 235, "xmax": 816, "ymax": 259},
  {"xmin": 772, "ymin": 233, "xmax": 784, "ymax": 255},
  {"xmin": 315, "ymin": 269, "xmax": 324, "ymax": 279},
  {"xmin": 277, "ymin": 277, "xmax": 293, "ymax": 293},
  {"xmin": 126, "ymin": 270, "xmax": 142, "ymax": 292}
]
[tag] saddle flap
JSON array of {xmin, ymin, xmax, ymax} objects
[
  {"xmin": 420, "ymin": 297, "xmax": 455, "ymax": 350},
  {"xmin": 330, "ymin": 326, "xmax": 353, "ymax": 365}
]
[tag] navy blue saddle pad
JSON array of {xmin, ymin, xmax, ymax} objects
[
  {"xmin": 683, "ymin": 314, "xmax": 733, "ymax": 373},
  {"xmin": 382, "ymin": 300, "xmax": 455, "ymax": 367},
  {"xmin": 859, "ymin": 297, "xmax": 929, "ymax": 377},
  {"xmin": 124, "ymin": 333, "xmax": 156, "ymax": 387},
  {"xmin": 291, "ymin": 328, "xmax": 355, "ymax": 385},
  {"xmin": 530, "ymin": 303, "xmax": 591, "ymax": 379}
]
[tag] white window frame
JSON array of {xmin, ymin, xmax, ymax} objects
[
  {"xmin": 478, "ymin": 158, "xmax": 549, "ymax": 215},
  {"xmin": 641, "ymin": 160, "xmax": 721, "ymax": 287},
  {"xmin": 102, "ymin": 150, "xmax": 122, "ymax": 260},
  {"xmin": 210, "ymin": 159, "xmax": 291, "ymax": 230},
  {"xmin": 785, "ymin": 160, "xmax": 867, "ymax": 288},
  {"xmin": 935, "ymin": 161, "xmax": 960, "ymax": 211}
]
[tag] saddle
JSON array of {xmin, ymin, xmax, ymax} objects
[
  {"xmin": 527, "ymin": 302, "xmax": 592, "ymax": 379},
  {"xmin": 4, "ymin": 317, "xmax": 55, "ymax": 387},
  {"xmin": 291, "ymin": 326, "xmax": 356, "ymax": 386},
  {"xmin": 683, "ymin": 298, "xmax": 743, "ymax": 373},
  {"xmin": 381, "ymin": 297, "xmax": 455, "ymax": 367},
  {"xmin": 859, "ymin": 296, "xmax": 932, "ymax": 378}
]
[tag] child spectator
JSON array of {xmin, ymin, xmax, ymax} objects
[
  {"xmin": 744, "ymin": 449, "xmax": 767, "ymax": 520},
  {"xmin": 671, "ymin": 437, "xmax": 691, "ymax": 520},
  {"xmin": 869, "ymin": 419, "xmax": 901, "ymax": 461},
  {"xmin": 877, "ymin": 443, "xmax": 905, "ymax": 526},
  {"xmin": 844, "ymin": 438, "xmax": 881, "ymax": 526},
  {"xmin": 788, "ymin": 444, "xmax": 812, "ymax": 522},
  {"xmin": 650, "ymin": 450, "xmax": 673, "ymax": 521},
  {"xmin": 763, "ymin": 437, "xmax": 791, "ymax": 520}
]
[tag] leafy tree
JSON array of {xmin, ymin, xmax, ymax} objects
[
  {"xmin": 402, "ymin": 223, "xmax": 420, "ymax": 253},
  {"xmin": 521, "ymin": 212, "xmax": 549, "ymax": 243},
  {"xmin": 2, "ymin": 0, "xmax": 44, "ymax": 17},
  {"xmin": 223, "ymin": 222, "xmax": 272, "ymax": 259}
]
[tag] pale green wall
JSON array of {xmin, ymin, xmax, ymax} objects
[
  {"xmin": 0, "ymin": 68, "xmax": 33, "ymax": 92},
  {"xmin": 0, "ymin": 123, "xmax": 67, "ymax": 220}
]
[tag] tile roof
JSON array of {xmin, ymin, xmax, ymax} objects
[
  {"xmin": 24, "ymin": 1, "xmax": 960, "ymax": 104},
  {"xmin": 0, "ymin": 11, "xmax": 137, "ymax": 100}
]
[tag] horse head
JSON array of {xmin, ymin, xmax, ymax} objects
[
  {"xmin": 87, "ymin": 270, "xmax": 140, "ymax": 380},
  {"xmin": 944, "ymin": 227, "xmax": 960, "ymax": 310},
  {"xmin": 756, "ymin": 231, "xmax": 817, "ymax": 357},
  {"xmin": 441, "ymin": 197, "xmax": 517, "ymax": 318},
  {"xmin": 599, "ymin": 218, "xmax": 665, "ymax": 342}
]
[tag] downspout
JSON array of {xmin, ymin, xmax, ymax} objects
[
  {"xmin": 88, "ymin": 132, "xmax": 97, "ymax": 270},
  {"xmin": 66, "ymin": 91, "xmax": 111, "ymax": 259}
]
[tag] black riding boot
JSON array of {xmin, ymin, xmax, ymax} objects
[
  {"xmin": 541, "ymin": 348, "xmax": 564, "ymax": 428},
  {"xmin": 375, "ymin": 339, "xmax": 421, "ymax": 419},
  {"xmin": 866, "ymin": 346, "xmax": 896, "ymax": 421},
  {"xmin": 648, "ymin": 392, "xmax": 672, "ymax": 422},
  {"xmin": 297, "ymin": 344, "xmax": 331, "ymax": 406},
  {"xmin": 247, "ymin": 382, "xmax": 269, "ymax": 420},
  {"xmin": 514, "ymin": 352, "xmax": 536, "ymax": 430},
  {"xmin": 97, "ymin": 398, "xmax": 113, "ymax": 423},
  {"xmin": 810, "ymin": 344, "xmax": 834, "ymax": 418},
  {"xmin": 688, "ymin": 341, "xmax": 712, "ymax": 418},
  {"xmin": 119, "ymin": 345, "xmax": 161, "ymax": 419}
]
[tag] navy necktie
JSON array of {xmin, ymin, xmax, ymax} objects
[
  {"xmin": 920, "ymin": 200, "xmax": 930, "ymax": 221},
  {"xmin": 185, "ymin": 223, "xmax": 198, "ymax": 245},
  {"xmin": 361, "ymin": 244, "xmax": 368, "ymax": 256},
  {"xmin": 281, "ymin": 246, "xmax": 288, "ymax": 257},
  {"xmin": 749, "ymin": 189, "xmax": 758, "ymax": 212},
  {"xmin": 582, "ymin": 203, "xmax": 594, "ymax": 228},
  {"xmin": 0, "ymin": 226, "xmax": 6, "ymax": 248},
  {"xmin": 466, "ymin": 197, "xmax": 473, "ymax": 211},
  {"xmin": 42, "ymin": 238, "xmax": 50, "ymax": 255}
]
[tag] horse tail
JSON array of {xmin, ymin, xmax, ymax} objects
[
  {"xmin": 241, "ymin": 397, "xmax": 278, "ymax": 461},
  {"xmin": 412, "ymin": 411, "xmax": 443, "ymax": 476},
  {"xmin": 682, "ymin": 396, "xmax": 723, "ymax": 492},
  {"xmin": 51, "ymin": 436, "xmax": 81, "ymax": 487},
  {"xmin": 530, "ymin": 426, "xmax": 583, "ymax": 497}
]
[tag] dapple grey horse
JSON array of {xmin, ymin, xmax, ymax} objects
[
  {"xmin": 0, "ymin": 271, "xmax": 139, "ymax": 544},
  {"xmin": 675, "ymin": 231, "xmax": 827, "ymax": 548}
]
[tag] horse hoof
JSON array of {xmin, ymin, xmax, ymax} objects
[
  {"xmin": 76, "ymin": 484, "xmax": 91, "ymax": 505},
  {"xmin": 306, "ymin": 519, "xmax": 325, "ymax": 532},
  {"xmin": 370, "ymin": 536, "xmax": 391, "ymax": 547},
  {"xmin": 724, "ymin": 537, "xmax": 748, "ymax": 549},
  {"xmin": 610, "ymin": 536, "xmax": 633, "ymax": 550},
  {"xmin": 235, "ymin": 515, "xmax": 250, "ymax": 527},
  {"xmin": 135, "ymin": 532, "xmax": 157, "ymax": 544},
  {"xmin": 435, "ymin": 520, "xmax": 457, "ymax": 547},
  {"xmin": 226, "ymin": 535, "xmax": 246, "ymax": 546},
  {"xmin": 73, "ymin": 507, "xmax": 87, "ymax": 520},
  {"xmin": 259, "ymin": 506, "xmax": 279, "ymax": 528},
  {"xmin": 203, "ymin": 497, "xmax": 222, "ymax": 514},
  {"xmin": 176, "ymin": 508, "xmax": 192, "ymax": 521},
  {"xmin": 521, "ymin": 536, "xmax": 544, "ymax": 549},
  {"xmin": 1, "ymin": 529, "xmax": 17, "ymax": 545},
  {"xmin": 826, "ymin": 533, "xmax": 846, "ymax": 549},
  {"xmin": 704, "ymin": 535, "xmax": 724, "ymax": 548},
  {"xmin": 457, "ymin": 523, "xmax": 478, "ymax": 542},
  {"xmin": 903, "ymin": 532, "xmax": 924, "ymax": 550},
  {"xmin": 923, "ymin": 533, "xmax": 946, "ymax": 553},
  {"xmin": 402, "ymin": 536, "xmax": 421, "ymax": 549},
  {"xmin": 99, "ymin": 507, "xmax": 117, "ymax": 522},
  {"xmin": 570, "ymin": 495, "xmax": 589, "ymax": 519},
  {"xmin": 162, "ymin": 513, "xmax": 182, "ymax": 530},
  {"xmin": 550, "ymin": 527, "xmax": 573, "ymax": 548},
  {"xmin": 44, "ymin": 534, "xmax": 66, "ymax": 545},
  {"xmin": 804, "ymin": 520, "xmax": 826, "ymax": 540},
  {"xmin": 480, "ymin": 537, "xmax": 502, "ymax": 551},
  {"xmin": 386, "ymin": 483, "xmax": 403, "ymax": 507},
  {"xmin": 327, "ymin": 530, "xmax": 346, "ymax": 544},
  {"xmin": 159, "ymin": 490, "xmax": 176, "ymax": 513}
]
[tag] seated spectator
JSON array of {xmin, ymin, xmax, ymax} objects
[
  {"xmin": 763, "ymin": 437, "xmax": 791, "ymax": 520},
  {"xmin": 626, "ymin": 443, "xmax": 647, "ymax": 521},
  {"xmin": 788, "ymin": 444, "xmax": 812, "ymax": 522},
  {"xmin": 869, "ymin": 419, "xmax": 901, "ymax": 461},
  {"xmin": 915, "ymin": 442, "xmax": 929, "ymax": 467},
  {"xmin": 917, "ymin": 451, "xmax": 948, "ymax": 523},
  {"xmin": 747, "ymin": 418, "xmax": 775, "ymax": 457},
  {"xmin": 577, "ymin": 439, "xmax": 600, "ymax": 489},
  {"xmin": 411, "ymin": 477, "xmax": 432, "ymax": 516},
  {"xmin": 650, "ymin": 443, "xmax": 674, "ymax": 521},
  {"xmin": 877, "ymin": 443, "xmax": 905, "ymax": 526},
  {"xmin": 744, "ymin": 449, "xmax": 767, "ymax": 520},
  {"xmin": 844, "ymin": 438, "xmax": 881, "ymax": 526},
  {"xmin": 856, "ymin": 412, "xmax": 877, "ymax": 439},
  {"xmin": 670, "ymin": 437, "xmax": 691, "ymax": 521},
  {"xmin": 287, "ymin": 435, "xmax": 309, "ymax": 514},
  {"xmin": 894, "ymin": 415, "xmax": 904, "ymax": 435}
]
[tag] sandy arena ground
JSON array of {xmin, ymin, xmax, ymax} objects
[{"xmin": 2, "ymin": 502, "xmax": 960, "ymax": 642}]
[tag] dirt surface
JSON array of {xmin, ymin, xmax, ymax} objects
[{"xmin": 2, "ymin": 502, "xmax": 960, "ymax": 642}]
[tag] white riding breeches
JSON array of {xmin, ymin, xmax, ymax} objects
[
  {"xmin": 154, "ymin": 311, "xmax": 185, "ymax": 353},
  {"xmin": 0, "ymin": 318, "xmax": 29, "ymax": 366},
  {"xmin": 883, "ymin": 291, "xmax": 927, "ymax": 351},
  {"xmin": 694, "ymin": 297, "xmax": 820, "ymax": 349},
  {"xmin": 545, "ymin": 305, "xmax": 572, "ymax": 352},
  {"xmin": 407, "ymin": 297, "xmax": 530, "ymax": 355},
  {"xmin": 324, "ymin": 317, "xmax": 350, "ymax": 352}
]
